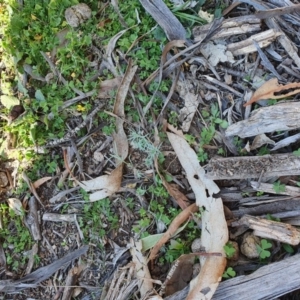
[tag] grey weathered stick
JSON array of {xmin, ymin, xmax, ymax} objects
[
  {"xmin": 25, "ymin": 243, "xmax": 38, "ymax": 275},
  {"xmin": 0, "ymin": 245, "xmax": 88, "ymax": 293},
  {"xmin": 42, "ymin": 213, "xmax": 76, "ymax": 222},
  {"xmin": 232, "ymin": 199, "xmax": 300, "ymax": 218},
  {"xmin": 166, "ymin": 253, "xmax": 300, "ymax": 299},
  {"xmin": 225, "ymin": 102, "xmax": 300, "ymax": 138},
  {"xmin": 205, "ymin": 154, "xmax": 300, "ymax": 180},
  {"xmin": 253, "ymin": 40, "xmax": 282, "ymax": 81},
  {"xmin": 255, "ymin": 3, "xmax": 300, "ymax": 19}
]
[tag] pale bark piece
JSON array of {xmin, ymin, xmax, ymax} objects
[
  {"xmin": 166, "ymin": 253, "xmax": 300, "ymax": 300},
  {"xmin": 227, "ymin": 29, "xmax": 281, "ymax": 56},
  {"xmin": 233, "ymin": 215, "xmax": 300, "ymax": 245},
  {"xmin": 130, "ymin": 239, "xmax": 153, "ymax": 298},
  {"xmin": 205, "ymin": 154, "xmax": 300, "ymax": 180},
  {"xmin": 167, "ymin": 132, "xmax": 220, "ymax": 205},
  {"xmin": 167, "ymin": 131, "xmax": 227, "ymax": 300},
  {"xmin": 187, "ymin": 197, "xmax": 228, "ymax": 300},
  {"xmin": 0, "ymin": 245, "xmax": 88, "ymax": 293},
  {"xmin": 139, "ymin": 0, "xmax": 187, "ymax": 41},
  {"xmin": 193, "ymin": 15, "xmax": 261, "ymax": 40},
  {"xmin": 49, "ymin": 186, "xmax": 80, "ymax": 203},
  {"xmin": 27, "ymin": 196, "xmax": 41, "ymax": 241},
  {"xmin": 7, "ymin": 198, "xmax": 23, "ymax": 216},
  {"xmin": 42, "ymin": 213, "xmax": 76, "ymax": 222},
  {"xmin": 251, "ymin": 181, "xmax": 300, "ymax": 197},
  {"xmin": 225, "ymin": 102, "xmax": 300, "ymax": 138}
]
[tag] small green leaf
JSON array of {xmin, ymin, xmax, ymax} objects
[
  {"xmin": 260, "ymin": 249, "xmax": 271, "ymax": 259},
  {"xmin": 293, "ymin": 148, "xmax": 300, "ymax": 156},
  {"xmin": 0, "ymin": 95, "xmax": 20, "ymax": 109},
  {"xmin": 261, "ymin": 239, "xmax": 272, "ymax": 249},
  {"xmin": 220, "ymin": 120, "xmax": 229, "ymax": 129},
  {"xmin": 283, "ymin": 243, "xmax": 294, "ymax": 254},
  {"xmin": 35, "ymin": 89, "xmax": 45, "ymax": 101},
  {"xmin": 273, "ymin": 181, "xmax": 286, "ymax": 194}
]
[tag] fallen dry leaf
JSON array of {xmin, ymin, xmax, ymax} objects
[
  {"xmin": 250, "ymin": 133, "xmax": 275, "ymax": 150},
  {"xmin": 33, "ymin": 176, "xmax": 52, "ymax": 189},
  {"xmin": 79, "ymin": 62, "xmax": 137, "ymax": 201},
  {"xmin": 244, "ymin": 78, "xmax": 300, "ymax": 106},
  {"xmin": 154, "ymin": 159, "xmax": 189, "ymax": 209},
  {"xmin": 149, "ymin": 203, "xmax": 198, "ymax": 261},
  {"xmin": 79, "ymin": 164, "xmax": 123, "ymax": 201},
  {"xmin": 98, "ymin": 77, "xmax": 122, "ymax": 98},
  {"xmin": 7, "ymin": 198, "xmax": 24, "ymax": 216}
]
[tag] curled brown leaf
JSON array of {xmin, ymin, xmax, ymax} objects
[
  {"xmin": 149, "ymin": 203, "xmax": 198, "ymax": 261},
  {"xmin": 244, "ymin": 78, "xmax": 300, "ymax": 106}
]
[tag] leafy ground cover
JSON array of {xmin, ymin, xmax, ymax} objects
[{"xmin": 1, "ymin": 0, "xmax": 300, "ymax": 299}]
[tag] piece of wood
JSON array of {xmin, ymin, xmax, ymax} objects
[
  {"xmin": 26, "ymin": 196, "xmax": 41, "ymax": 241},
  {"xmin": 165, "ymin": 253, "xmax": 300, "ymax": 299},
  {"xmin": 61, "ymin": 266, "xmax": 82, "ymax": 300},
  {"xmin": 139, "ymin": 0, "xmax": 187, "ymax": 41},
  {"xmin": 43, "ymin": 213, "xmax": 76, "ymax": 222},
  {"xmin": 251, "ymin": 181, "xmax": 300, "ymax": 197},
  {"xmin": 24, "ymin": 243, "xmax": 38, "ymax": 275},
  {"xmin": 227, "ymin": 29, "xmax": 282, "ymax": 56},
  {"xmin": 226, "ymin": 101, "xmax": 300, "ymax": 138},
  {"xmin": 232, "ymin": 215, "xmax": 300, "ymax": 245},
  {"xmin": 205, "ymin": 154, "xmax": 300, "ymax": 180},
  {"xmin": 193, "ymin": 15, "xmax": 261, "ymax": 40}
]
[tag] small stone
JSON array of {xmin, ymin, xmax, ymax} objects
[
  {"xmin": 0, "ymin": 171, "xmax": 8, "ymax": 188},
  {"xmin": 65, "ymin": 3, "xmax": 92, "ymax": 28},
  {"xmin": 241, "ymin": 232, "xmax": 260, "ymax": 259}
]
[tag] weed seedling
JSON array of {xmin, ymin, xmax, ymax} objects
[
  {"xmin": 273, "ymin": 181, "xmax": 286, "ymax": 194},
  {"xmin": 282, "ymin": 243, "xmax": 294, "ymax": 254},
  {"xmin": 257, "ymin": 239, "xmax": 272, "ymax": 259},
  {"xmin": 222, "ymin": 267, "xmax": 236, "ymax": 279},
  {"xmin": 223, "ymin": 242, "xmax": 236, "ymax": 258}
]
